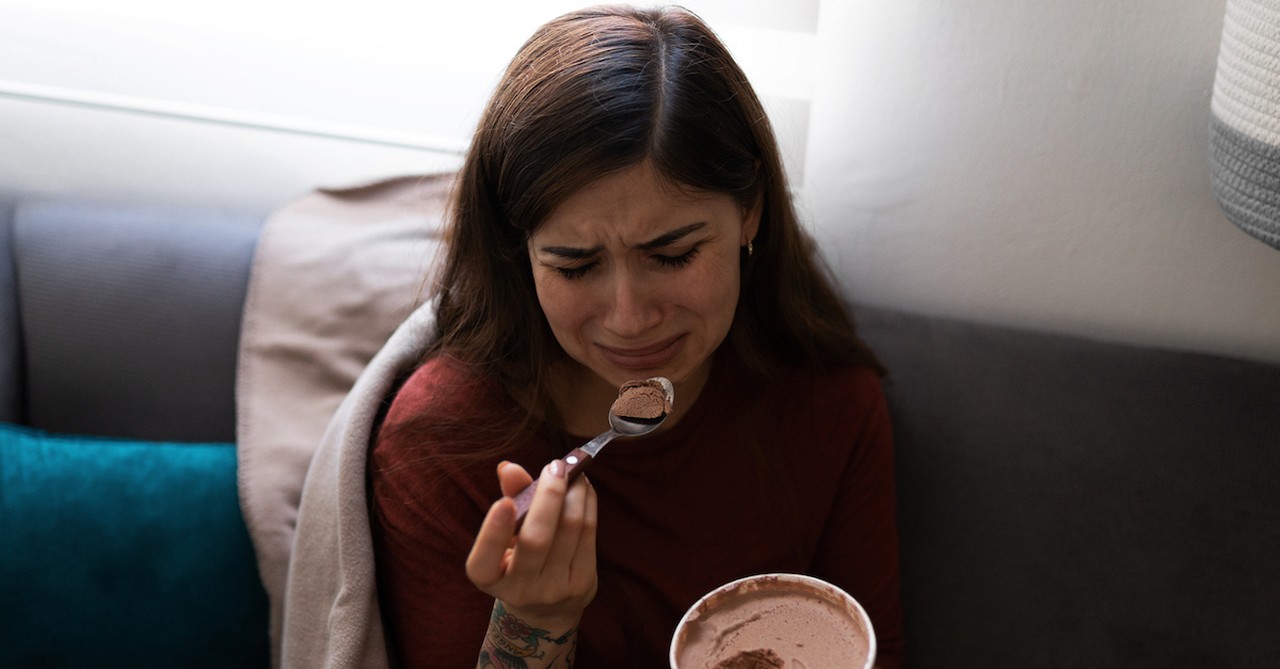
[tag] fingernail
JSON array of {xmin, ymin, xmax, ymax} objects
[{"xmin": 549, "ymin": 459, "xmax": 566, "ymax": 478}]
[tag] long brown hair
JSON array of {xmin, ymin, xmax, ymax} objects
[{"xmin": 425, "ymin": 5, "xmax": 882, "ymax": 434}]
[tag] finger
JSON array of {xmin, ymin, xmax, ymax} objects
[
  {"xmin": 543, "ymin": 474, "xmax": 591, "ymax": 574},
  {"xmin": 497, "ymin": 460, "xmax": 534, "ymax": 498},
  {"xmin": 466, "ymin": 498, "xmax": 517, "ymax": 590},
  {"xmin": 570, "ymin": 479, "xmax": 599, "ymax": 589},
  {"xmin": 508, "ymin": 461, "xmax": 567, "ymax": 575}
]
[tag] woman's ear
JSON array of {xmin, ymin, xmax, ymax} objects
[{"xmin": 741, "ymin": 192, "xmax": 763, "ymax": 246}]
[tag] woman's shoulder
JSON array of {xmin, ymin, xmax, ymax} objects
[
  {"xmin": 382, "ymin": 354, "xmax": 506, "ymax": 432},
  {"xmin": 706, "ymin": 351, "xmax": 886, "ymax": 433},
  {"xmin": 763, "ymin": 358, "xmax": 883, "ymax": 401},
  {"xmin": 750, "ymin": 361, "xmax": 887, "ymax": 428}
]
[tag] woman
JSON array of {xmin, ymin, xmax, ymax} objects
[{"xmin": 368, "ymin": 5, "xmax": 903, "ymax": 667}]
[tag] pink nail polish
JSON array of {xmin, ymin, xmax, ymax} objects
[{"xmin": 549, "ymin": 459, "xmax": 565, "ymax": 478}]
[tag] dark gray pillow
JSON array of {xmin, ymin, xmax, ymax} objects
[
  {"xmin": 0, "ymin": 199, "xmax": 21, "ymax": 423},
  {"xmin": 13, "ymin": 200, "xmax": 263, "ymax": 442}
]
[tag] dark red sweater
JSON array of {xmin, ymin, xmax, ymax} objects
[{"xmin": 369, "ymin": 350, "xmax": 904, "ymax": 668}]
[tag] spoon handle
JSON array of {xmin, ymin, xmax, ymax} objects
[
  {"xmin": 562, "ymin": 446, "xmax": 595, "ymax": 479},
  {"xmin": 511, "ymin": 447, "xmax": 594, "ymax": 527}
]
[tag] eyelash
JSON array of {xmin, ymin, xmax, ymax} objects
[
  {"xmin": 553, "ymin": 246, "xmax": 702, "ymax": 280},
  {"xmin": 555, "ymin": 264, "xmax": 595, "ymax": 280},
  {"xmin": 655, "ymin": 245, "xmax": 700, "ymax": 269}
]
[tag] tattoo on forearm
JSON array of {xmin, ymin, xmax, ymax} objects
[{"xmin": 478, "ymin": 601, "xmax": 578, "ymax": 669}]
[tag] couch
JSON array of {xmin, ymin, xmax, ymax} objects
[
  {"xmin": 2, "ymin": 190, "xmax": 1278, "ymax": 668},
  {"xmin": 0, "ymin": 197, "xmax": 268, "ymax": 667}
]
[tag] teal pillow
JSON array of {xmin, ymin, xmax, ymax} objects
[{"xmin": 0, "ymin": 423, "xmax": 268, "ymax": 668}]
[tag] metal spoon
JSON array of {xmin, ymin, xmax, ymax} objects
[{"xmin": 511, "ymin": 377, "xmax": 674, "ymax": 527}]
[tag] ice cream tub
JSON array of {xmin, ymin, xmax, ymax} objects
[{"xmin": 669, "ymin": 573, "xmax": 876, "ymax": 669}]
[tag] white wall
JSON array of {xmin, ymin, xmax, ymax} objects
[
  {"xmin": 0, "ymin": 0, "xmax": 816, "ymax": 211},
  {"xmin": 804, "ymin": 0, "xmax": 1280, "ymax": 364},
  {"xmin": 3, "ymin": 0, "xmax": 1278, "ymax": 363}
]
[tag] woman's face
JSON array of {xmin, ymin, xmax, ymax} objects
[{"xmin": 528, "ymin": 161, "xmax": 759, "ymax": 400}]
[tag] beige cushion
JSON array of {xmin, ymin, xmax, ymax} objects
[{"xmin": 235, "ymin": 173, "xmax": 453, "ymax": 665}]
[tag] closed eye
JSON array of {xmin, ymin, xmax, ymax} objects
[
  {"xmin": 554, "ymin": 262, "xmax": 597, "ymax": 280},
  {"xmin": 653, "ymin": 245, "xmax": 700, "ymax": 269}
]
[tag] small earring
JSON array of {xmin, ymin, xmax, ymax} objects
[{"xmin": 747, "ymin": 241, "xmax": 754, "ymax": 257}]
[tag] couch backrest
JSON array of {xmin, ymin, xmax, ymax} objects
[
  {"xmin": 0, "ymin": 198, "xmax": 21, "ymax": 424},
  {"xmin": 9, "ymin": 199, "xmax": 263, "ymax": 442},
  {"xmin": 856, "ymin": 306, "xmax": 1280, "ymax": 667}
]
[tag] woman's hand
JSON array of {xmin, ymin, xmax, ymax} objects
[{"xmin": 467, "ymin": 460, "xmax": 599, "ymax": 633}]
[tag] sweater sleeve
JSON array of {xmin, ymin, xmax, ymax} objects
[
  {"xmin": 367, "ymin": 359, "xmax": 502, "ymax": 669},
  {"xmin": 810, "ymin": 370, "xmax": 905, "ymax": 669}
]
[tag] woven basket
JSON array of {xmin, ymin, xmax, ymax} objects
[{"xmin": 1210, "ymin": 0, "xmax": 1280, "ymax": 249}]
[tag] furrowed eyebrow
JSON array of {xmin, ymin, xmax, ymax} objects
[
  {"xmin": 537, "ymin": 222, "xmax": 708, "ymax": 258},
  {"xmin": 539, "ymin": 244, "xmax": 603, "ymax": 260},
  {"xmin": 635, "ymin": 222, "xmax": 707, "ymax": 251}
]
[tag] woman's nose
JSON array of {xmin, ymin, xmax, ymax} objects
[{"xmin": 602, "ymin": 272, "xmax": 661, "ymax": 337}]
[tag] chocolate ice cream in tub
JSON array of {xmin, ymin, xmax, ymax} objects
[{"xmin": 670, "ymin": 573, "xmax": 876, "ymax": 669}]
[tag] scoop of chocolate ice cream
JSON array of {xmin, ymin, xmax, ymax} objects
[{"xmin": 610, "ymin": 379, "xmax": 671, "ymax": 423}]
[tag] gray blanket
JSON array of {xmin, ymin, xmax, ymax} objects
[
  {"xmin": 235, "ymin": 174, "xmax": 451, "ymax": 667},
  {"xmin": 281, "ymin": 300, "xmax": 436, "ymax": 668}
]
